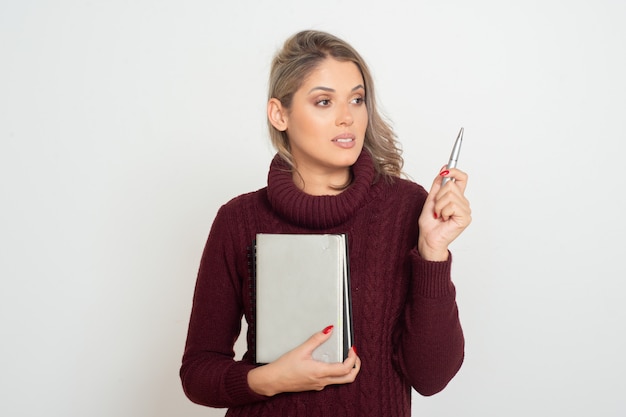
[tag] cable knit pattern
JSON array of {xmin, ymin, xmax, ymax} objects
[
  {"xmin": 267, "ymin": 152, "xmax": 378, "ymax": 229},
  {"xmin": 180, "ymin": 150, "xmax": 464, "ymax": 417}
]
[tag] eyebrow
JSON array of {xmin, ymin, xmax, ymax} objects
[{"xmin": 307, "ymin": 84, "xmax": 365, "ymax": 94}]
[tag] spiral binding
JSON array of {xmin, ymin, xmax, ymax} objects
[{"xmin": 246, "ymin": 240, "xmax": 257, "ymax": 362}]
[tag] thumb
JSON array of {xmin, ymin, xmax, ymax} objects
[
  {"xmin": 301, "ymin": 325, "xmax": 334, "ymax": 354},
  {"xmin": 421, "ymin": 166, "xmax": 447, "ymax": 222},
  {"xmin": 429, "ymin": 165, "xmax": 449, "ymax": 195},
  {"xmin": 424, "ymin": 169, "xmax": 444, "ymax": 205}
]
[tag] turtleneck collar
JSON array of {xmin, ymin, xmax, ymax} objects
[{"xmin": 266, "ymin": 150, "xmax": 381, "ymax": 229}]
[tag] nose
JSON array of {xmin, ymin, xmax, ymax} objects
[{"xmin": 336, "ymin": 103, "xmax": 354, "ymax": 127}]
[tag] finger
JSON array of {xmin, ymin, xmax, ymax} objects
[
  {"xmin": 436, "ymin": 194, "xmax": 472, "ymax": 224},
  {"xmin": 434, "ymin": 170, "xmax": 468, "ymax": 211},
  {"xmin": 343, "ymin": 345, "xmax": 358, "ymax": 367},
  {"xmin": 440, "ymin": 168, "xmax": 469, "ymax": 193},
  {"xmin": 313, "ymin": 346, "xmax": 358, "ymax": 379},
  {"xmin": 423, "ymin": 167, "xmax": 448, "ymax": 219},
  {"xmin": 439, "ymin": 201, "xmax": 459, "ymax": 223},
  {"xmin": 432, "ymin": 184, "xmax": 469, "ymax": 220},
  {"xmin": 429, "ymin": 165, "xmax": 450, "ymax": 193},
  {"xmin": 299, "ymin": 325, "xmax": 335, "ymax": 356},
  {"xmin": 338, "ymin": 346, "xmax": 359, "ymax": 375},
  {"xmin": 324, "ymin": 352, "xmax": 361, "ymax": 384}
]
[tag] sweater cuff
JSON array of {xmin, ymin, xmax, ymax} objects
[
  {"xmin": 410, "ymin": 248, "xmax": 455, "ymax": 298},
  {"xmin": 225, "ymin": 362, "xmax": 269, "ymax": 405}
]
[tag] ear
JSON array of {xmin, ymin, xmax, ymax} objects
[{"xmin": 267, "ymin": 98, "xmax": 288, "ymax": 131}]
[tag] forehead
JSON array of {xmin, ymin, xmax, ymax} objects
[{"xmin": 301, "ymin": 58, "xmax": 364, "ymax": 90}]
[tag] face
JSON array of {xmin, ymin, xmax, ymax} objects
[{"xmin": 272, "ymin": 58, "xmax": 368, "ymax": 179}]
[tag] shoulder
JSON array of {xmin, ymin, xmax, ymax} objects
[
  {"xmin": 219, "ymin": 187, "xmax": 268, "ymax": 213},
  {"xmin": 382, "ymin": 176, "xmax": 428, "ymax": 204},
  {"xmin": 203, "ymin": 187, "xmax": 269, "ymax": 256},
  {"xmin": 366, "ymin": 176, "xmax": 428, "ymax": 222},
  {"xmin": 209, "ymin": 187, "xmax": 268, "ymax": 230},
  {"xmin": 395, "ymin": 176, "xmax": 427, "ymax": 195}
]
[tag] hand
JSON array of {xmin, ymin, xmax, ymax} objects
[
  {"xmin": 247, "ymin": 326, "xmax": 360, "ymax": 396},
  {"xmin": 417, "ymin": 167, "xmax": 472, "ymax": 261}
]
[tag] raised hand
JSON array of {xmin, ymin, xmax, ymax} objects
[{"xmin": 417, "ymin": 167, "xmax": 472, "ymax": 261}]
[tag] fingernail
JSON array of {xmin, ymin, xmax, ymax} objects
[
  {"xmin": 440, "ymin": 170, "xmax": 450, "ymax": 177},
  {"xmin": 433, "ymin": 212, "xmax": 438, "ymax": 219},
  {"xmin": 322, "ymin": 325, "xmax": 334, "ymax": 334},
  {"xmin": 352, "ymin": 346, "xmax": 357, "ymax": 355}
]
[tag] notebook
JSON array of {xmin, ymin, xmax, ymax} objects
[{"xmin": 254, "ymin": 233, "xmax": 353, "ymax": 364}]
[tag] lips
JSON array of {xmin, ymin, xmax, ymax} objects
[
  {"xmin": 331, "ymin": 133, "xmax": 357, "ymax": 149},
  {"xmin": 331, "ymin": 133, "xmax": 356, "ymax": 143}
]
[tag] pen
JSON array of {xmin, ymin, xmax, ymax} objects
[{"xmin": 441, "ymin": 127, "xmax": 464, "ymax": 186}]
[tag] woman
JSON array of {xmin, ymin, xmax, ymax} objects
[{"xmin": 180, "ymin": 30, "xmax": 471, "ymax": 417}]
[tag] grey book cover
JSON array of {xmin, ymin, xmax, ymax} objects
[{"xmin": 255, "ymin": 233, "xmax": 351, "ymax": 364}]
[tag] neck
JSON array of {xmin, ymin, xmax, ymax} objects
[
  {"xmin": 267, "ymin": 150, "xmax": 380, "ymax": 229},
  {"xmin": 292, "ymin": 167, "xmax": 351, "ymax": 196}
]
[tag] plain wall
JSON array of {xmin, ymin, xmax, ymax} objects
[{"xmin": 1, "ymin": 0, "xmax": 625, "ymax": 416}]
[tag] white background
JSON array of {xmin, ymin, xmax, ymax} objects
[{"xmin": 1, "ymin": 0, "xmax": 625, "ymax": 416}]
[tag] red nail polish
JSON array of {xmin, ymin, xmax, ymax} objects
[
  {"xmin": 440, "ymin": 170, "xmax": 450, "ymax": 177},
  {"xmin": 433, "ymin": 212, "xmax": 438, "ymax": 219},
  {"xmin": 323, "ymin": 325, "xmax": 334, "ymax": 334},
  {"xmin": 353, "ymin": 346, "xmax": 357, "ymax": 355}
]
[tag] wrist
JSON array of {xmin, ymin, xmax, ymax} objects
[
  {"xmin": 247, "ymin": 364, "xmax": 279, "ymax": 397},
  {"xmin": 417, "ymin": 239, "xmax": 449, "ymax": 262}
]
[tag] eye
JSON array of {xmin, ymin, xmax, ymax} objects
[
  {"xmin": 351, "ymin": 96, "xmax": 365, "ymax": 105},
  {"xmin": 316, "ymin": 98, "xmax": 331, "ymax": 106}
]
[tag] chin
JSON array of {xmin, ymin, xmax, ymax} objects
[
  {"xmin": 344, "ymin": 147, "xmax": 363, "ymax": 166},
  {"xmin": 330, "ymin": 154, "xmax": 359, "ymax": 170}
]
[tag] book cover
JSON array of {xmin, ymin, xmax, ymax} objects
[{"xmin": 254, "ymin": 233, "xmax": 352, "ymax": 364}]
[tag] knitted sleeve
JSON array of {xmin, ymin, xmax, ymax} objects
[
  {"xmin": 394, "ymin": 250, "xmax": 465, "ymax": 396},
  {"xmin": 180, "ymin": 203, "xmax": 268, "ymax": 408}
]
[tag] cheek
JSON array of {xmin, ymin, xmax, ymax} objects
[
  {"xmin": 357, "ymin": 109, "xmax": 369, "ymax": 131},
  {"xmin": 291, "ymin": 108, "xmax": 324, "ymax": 134},
  {"xmin": 296, "ymin": 118, "xmax": 321, "ymax": 138}
]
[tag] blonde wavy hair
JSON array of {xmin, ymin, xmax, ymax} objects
[{"xmin": 267, "ymin": 30, "xmax": 403, "ymax": 179}]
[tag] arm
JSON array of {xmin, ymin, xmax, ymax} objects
[
  {"xmin": 395, "ymin": 167, "xmax": 471, "ymax": 395},
  {"xmin": 180, "ymin": 204, "xmax": 361, "ymax": 407},
  {"xmin": 180, "ymin": 205, "xmax": 267, "ymax": 408},
  {"xmin": 248, "ymin": 328, "xmax": 360, "ymax": 396},
  {"xmin": 394, "ymin": 250, "xmax": 464, "ymax": 396}
]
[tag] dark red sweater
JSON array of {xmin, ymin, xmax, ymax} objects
[{"xmin": 180, "ymin": 151, "xmax": 464, "ymax": 416}]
